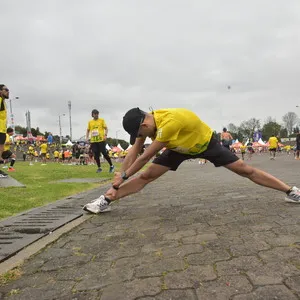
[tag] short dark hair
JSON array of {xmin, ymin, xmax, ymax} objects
[
  {"xmin": 0, "ymin": 84, "xmax": 5, "ymax": 90},
  {"xmin": 7, "ymin": 127, "xmax": 13, "ymax": 133},
  {"xmin": 223, "ymin": 127, "xmax": 227, "ymax": 132}
]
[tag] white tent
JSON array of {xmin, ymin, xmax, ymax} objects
[
  {"xmin": 65, "ymin": 140, "xmax": 73, "ymax": 146},
  {"xmin": 258, "ymin": 138, "xmax": 265, "ymax": 145},
  {"xmin": 117, "ymin": 143, "xmax": 124, "ymax": 151},
  {"xmin": 126, "ymin": 144, "xmax": 132, "ymax": 150},
  {"xmin": 106, "ymin": 144, "xmax": 111, "ymax": 150}
]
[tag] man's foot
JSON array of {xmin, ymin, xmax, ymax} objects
[
  {"xmin": 109, "ymin": 165, "xmax": 115, "ymax": 173},
  {"xmin": 96, "ymin": 168, "xmax": 102, "ymax": 173},
  {"xmin": 0, "ymin": 170, "xmax": 8, "ymax": 178},
  {"xmin": 8, "ymin": 167, "xmax": 15, "ymax": 172},
  {"xmin": 83, "ymin": 195, "xmax": 111, "ymax": 213},
  {"xmin": 285, "ymin": 186, "xmax": 300, "ymax": 203}
]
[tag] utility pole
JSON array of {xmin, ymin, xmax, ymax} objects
[{"xmin": 68, "ymin": 101, "xmax": 72, "ymax": 140}]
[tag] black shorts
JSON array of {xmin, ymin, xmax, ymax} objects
[
  {"xmin": 90, "ymin": 142, "xmax": 107, "ymax": 154},
  {"xmin": 269, "ymin": 148, "xmax": 276, "ymax": 152},
  {"xmin": 0, "ymin": 133, "xmax": 6, "ymax": 145},
  {"xmin": 153, "ymin": 138, "xmax": 239, "ymax": 171},
  {"xmin": 2, "ymin": 150, "xmax": 12, "ymax": 159},
  {"xmin": 41, "ymin": 153, "xmax": 46, "ymax": 158},
  {"xmin": 297, "ymin": 145, "xmax": 300, "ymax": 151}
]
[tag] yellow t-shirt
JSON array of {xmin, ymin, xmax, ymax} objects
[
  {"xmin": 268, "ymin": 137, "xmax": 278, "ymax": 149},
  {"xmin": 54, "ymin": 150, "xmax": 59, "ymax": 158},
  {"xmin": 285, "ymin": 145, "xmax": 291, "ymax": 151},
  {"xmin": 240, "ymin": 145, "xmax": 247, "ymax": 152},
  {"xmin": 4, "ymin": 134, "xmax": 11, "ymax": 151},
  {"xmin": 152, "ymin": 108, "xmax": 213, "ymax": 155},
  {"xmin": 46, "ymin": 153, "xmax": 50, "ymax": 159},
  {"xmin": 87, "ymin": 118, "xmax": 107, "ymax": 143},
  {"xmin": 0, "ymin": 97, "xmax": 7, "ymax": 133},
  {"xmin": 28, "ymin": 146, "xmax": 34, "ymax": 154},
  {"xmin": 40, "ymin": 143, "xmax": 48, "ymax": 154}
]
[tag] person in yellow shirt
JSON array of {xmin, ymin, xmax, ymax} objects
[
  {"xmin": 1, "ymin": 128, "xmax": 16, "ymax": 171},
  {"xmin": 53, "ymin": 150, "xmax": 59, "ymax": 162},
  {"xmin": 46, "ymin": 152, "xmax": 50, "ymax": 160},
  {"xmin": 86, "ymin": 109, "xmax": 114, "ymax": 173},
  {"xmin": 240, "ymin": 143, "xmax": 247, "ymax": 161},
  {"xmin": 40, "ymin": 142, "xmax": 48, "ymax": 165},
  {"xmin": 285, "ymin": 145, "xmax": 291, "ymax": 155},
  {"xmin": 28, "ymin": 145, "xmax": 35, "ymax": 165},
  {"xmin": 0, "ymin": 85, "xmax": 9, "ymax": 178},
  {"xmin": 268, "ymin": 135, "xmax": 278, "ymax": 160},
  {"xmin": 83, "ymin": 107, "xmax": 300, "ymax": 213}
]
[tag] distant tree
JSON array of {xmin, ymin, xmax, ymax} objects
[
  {"xmin": 239, "ymin": 118, "xmax": 261, "ymax": 139},
  {"xmin": 262, "ymin": 121, "xmax": 281, "ymax": 140},
  {"xmin": 14, "ymin": 125, "xmax": 27, "ymax": 137},
  {"xmin": 282, "ymin": 112, "xmax": 298, "ymax": 135}
]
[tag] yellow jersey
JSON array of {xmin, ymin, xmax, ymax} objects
[
  {"xmin": 46, "ymin": 153, "xmax": 50, "ymax": 159},
  {"xmin": 4, "ymin": 133, "xmax": 11, "ymax": 151},
  {"xmin": 28, "ymin": 146, "xmax": 34, "ymax": 154},
  {"xmin": 40, "ymin": 143, "xmax": 48, "ymax": 154},
  {"xmin": 268, "ymin": 137, "xmax": 278, "ymax": 149},
  {"xmin": 240, "ymin": 145, "xmax": 247, "ymax": 152},
  {"xmin": 54, "ymin": 150, "xmax": 59, "ymax": 158},
  {"xmin": 0, "ymin": 97, "xmax": 7, "ymax": 133},
  {"xmin": 87, "ymin": 118, "xmax": 107, "ymax": 143},
  {"xmin": 152, "ymin": 108, "xmax": 213, "ymax": 155}
]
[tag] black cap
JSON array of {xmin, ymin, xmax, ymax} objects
[
  {"xmin": 91, "ymin": 109, "xmax": 99, "ymax": 115},
  {"xmin": 123, "ymin": 108, "xmax": 146, "ymax": 145}
]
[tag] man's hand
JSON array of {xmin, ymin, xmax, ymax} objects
[
  {"xmin": 105, "ymin": 187, "xmax": 118, "ymax": 199},
  {"xmin": 112, "ymin": 172, "xmax": 124, "ymax": 188}
]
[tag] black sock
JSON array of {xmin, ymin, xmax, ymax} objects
[
  {"xmin": 104, "ymin": 196, "xmax": 111, "ymax": 204},
  {"xmin": 286, "ymin": 187, "xmax": 293, "ymax": 195},
  {"xmin": 10, "ymin": 159, "xmax": 15, "ymax": 167}
]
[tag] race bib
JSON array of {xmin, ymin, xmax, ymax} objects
[{"xmin": 91, "ymin": 129, "xmax": 99, "ymax": 137}]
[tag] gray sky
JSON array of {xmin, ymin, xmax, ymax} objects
[{"xmin": 1, "ymin": 0, "xmax": 300, "ymax": 142}]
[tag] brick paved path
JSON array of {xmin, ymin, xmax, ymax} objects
[{"xmin": 1, "ymin": 154, "xmax": 300, "ymax": 299}]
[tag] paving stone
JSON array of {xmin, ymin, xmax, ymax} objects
[
  {"xmin": 232, "ymin": 285, "xmax": 298, "ymax": 300},
  {"xmin": 216, "ymin": 256, "xmax": 263, "ymax": 276},
  {"xmin": 181, "ymin": 233, "xmax": 218, "ymax": 244},
  {"xmin": 246, "ymin": 262, "xmax": 300, "ymax": 285},
  {"xmin": 258, "ymin": 247, "xmax": 300, "ymax": 263},
  {"xmin": 139, "ymin": 289, "xmax": 197, "ymax": 300},
  {"xmin": 230, "ymin": 240, "xmax": 270, "ymax": 256},
  {"xmin": 187, "ymin": 248, "xmax": 231, "ymax": 265},
  {"xmin": 196, "ymin": 275, "xmax": 253, "ymax": 300},
  {"xmin": 163, "ymin": 229, "xmax": 196, "ymax": 240},
  {"xmin": 2, "ymin": 281, "xmax": 75, "ymax": 300},
  {"xmin": 134, "ymin": 257, "xmax": 186, "ymax": 277},
  {"xmin": 100, "ymin": 277, "xmax": 161, "ymax": 300},
  {"xmin": 164, "ymin": 265, "xmax": 217, "ymax": 288},
  {"xmin": 40, "ymin": 254, "xmax": 92, "ymax": 271},
  {"xmin": 76, "ymin": 265, "xmax": 134, "ymax": 291},
  {"xmin": 285, "ymin": 276, "xmax": 300, "ymax": 296}
]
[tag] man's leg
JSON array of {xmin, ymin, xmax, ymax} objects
[
  {"xmin": 225, "ymin": 159, "xmax": 290, "ymax": 192},
  {"xmin": 83, "ymin": 164, "xmax": 170, "ymax": 213},
  {"xmin": 106, "ymin": 164, "xmax": 170, "ymax": 200}
]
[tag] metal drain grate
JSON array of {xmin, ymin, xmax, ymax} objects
[{"xmin": 0, "ymin": 185, "xmax": 108, "ymax": 263}]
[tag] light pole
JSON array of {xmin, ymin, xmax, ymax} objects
[
  {"xmin": 58, "ymin": 114, "xmax": 66, "ymax": 144},
  {"xmin": 68, "ymin": 101, "xmax": 72, "ymax": 141},
  {"xmin": 9, "ymin": 96, "xmax": 19, "ymax": 132}
]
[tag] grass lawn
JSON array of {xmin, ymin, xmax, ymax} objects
[{"xmin": 0, "ymin": 161, "xmax": 121, "ymax": 220}]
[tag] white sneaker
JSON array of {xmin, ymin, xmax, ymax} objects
[
  {"xmin": 83, "ymin": 195, "xmax": 111, "ymax": 213},
  {"xmin": 285, "ymin": 186, "xmax": 300, "ymax": 203}
]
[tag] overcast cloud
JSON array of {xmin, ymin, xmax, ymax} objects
[{"xmin": 0, "ymin": 0, "xmax": 300, "ymax": 141}]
